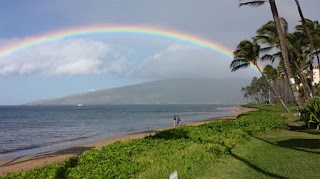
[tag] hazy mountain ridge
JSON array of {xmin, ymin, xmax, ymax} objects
[{"xmin": 26, "ymin": 79, "xmax": 250, "ymax": 105}]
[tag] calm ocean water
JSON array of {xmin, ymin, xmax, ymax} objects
[{"xmin": 0, "ymin": 104, "xmax": 236, "ymax": 159}]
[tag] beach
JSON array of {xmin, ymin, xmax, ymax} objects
[{"xmin": 0, "ymin": 106, "xmax": 253, "ymax": 176}]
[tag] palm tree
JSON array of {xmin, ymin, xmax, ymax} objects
[
  {"xmin": 263, "ymin": 65, "xmax": 277, "ymax": 104},
  {"xmin": 294, "ymin": 0, "xmax": 315, "ymax": 95},
  {"xmin": 239, "ymin": 0, "xmax": 303, "ymax": 110},
  {"xmin": 287, "ymin": 32, "xmax": 312, "ymax": 100},
  {"xmin": 263, "ymin": 64, "xmax": 278, "ymax": 80},
  {"xmin": 255, "ymin": 19, "xmax": 312, "ymax": 100},
  {"xmin": 297, "ymin": 19, "xmax": 320, "ymax": 85},
  {"xmin": 241, "ymin": 87, "xmax": 250, "ymax": 103},
  {"xmin": 230, "ymin": 40, "xmax": 290, "ymax": 112}
]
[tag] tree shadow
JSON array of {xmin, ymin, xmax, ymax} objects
[
  {"xmin": 288, "ymin": 125, "xmax": 306, "ymax": 131},
  {"xmin": 54, "ymin": 157, "xmax": 78, "ymax": 179},
  {"xmin": 304, "ymin": 130, "xmax": 320, "ymax": 136},
  {"xmin": 253, "ymin": 136, "xmax": 320, "ymax": 155},
  {"xmin": 0, "ymin": 146, "xmax": 93, "ymax": 167},
  {"xmin": 277, "ymin": 139, "xmax": 320, "ymax": 150},
  {"xmin": 230, "ymin": 152, "xmax": 289, "ymax": 179},
  {"xmin": 287, "ymin": 123, "xmax": 306, "ymax": 131},
  {"xmin": 147, "ymin": 128, "xmax": 190, "ymax": 140}
]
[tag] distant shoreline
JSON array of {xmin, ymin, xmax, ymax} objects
[{"xmin": 0, "ymin": 106, "xmax": 254, "ymax": 176}]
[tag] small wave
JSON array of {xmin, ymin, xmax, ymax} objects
[
  {"xmin": 0, "ymin": 135, "xmax": 97, "ymax": 155},
  {"xmin": 216, "ymin": 107, "xmax": 226, "ymax": 110},
  {"xmin": 0, "ymin": 145, "xmax": 41, "ymax": 154}
]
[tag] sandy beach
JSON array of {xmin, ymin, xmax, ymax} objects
[{"xmin": 0, "ymin": 106, "xmax": 254, "ymax": 176}]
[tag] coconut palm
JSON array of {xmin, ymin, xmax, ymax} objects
[
  {"xmin": 263, "ymin": 65, "xmax": 278, "ymax": 104},
  {"xmin": 287, "ymin": 32, "xmax": 313, "ymax": 100},
  {"xmin": 294, "ymin": 0, "xmax": 315, "ymax": 95},
  {"xmin": 230, "ymin": 40, "xmax": 290, "ymax": 112},
  {"xmin": 241, "ymin": 87, "xmax": 250, "ymax": 103},
  {"xmin": 255, "ymin": 20, "xmax": 312, "ymax": 100},
  {"xmin": 239, "ymin": 0, "xmax": 303, "ymax": 110},
  {"xmin": 241, "ymin": 77, "xmax": 269, "ymax": 104},
  {"xmin": 263, "ymin": 64, "xmax": 278, "ymax": 80},
  {"xmin": 296, "ymin": 19, "xmax": 320, "ymax": 85}
]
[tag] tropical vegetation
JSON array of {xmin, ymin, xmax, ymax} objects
[
  {"xmin": 301, "ymin": 96, "xmax": 320, "ymax": 129},
  {"xmin": 233, "ymin": 1, "xmax": 320, "ymax": 128}
]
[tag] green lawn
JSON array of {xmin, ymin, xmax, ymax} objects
[{"xmin": 201, "ymin": 130, "xmax": 320, "ymax": 179}]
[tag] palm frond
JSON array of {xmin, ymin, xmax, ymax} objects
[
  {"xmin": 280, "ymin": 17, "xmax": 288, "ymax": 33},
  {"xmin": 230, "ymin": 58, "xmax": 250, "ymax": 67},
  {"xmin": 230, "ymin": 62, "xmax": 251, "ymax": 72},
  {"xmin": 254, "ymin": 35, "xmax": 274, "ymax": 45},
  {"xmin": 260, "ymin": 46, "xmax": 273, "ymax": 53},
  {"xmin": 261, "ymin": 54, "xmax": 275, "ymax": 62},
  {"xmin": 239, "ymin": 1, "xmax": 267, "ymax": 7}
]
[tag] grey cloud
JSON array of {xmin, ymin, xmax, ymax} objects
[
  {"xmin": 0, "ymin": 38, "xmax": 129, "ymax": 76},
  {"xmin": 132, "ymin": 44, "xmax": 256, "ymax": 80}
]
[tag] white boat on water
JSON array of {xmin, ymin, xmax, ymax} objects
[{"xmin": 77, "ymin": 104, "xmax": 83, "ymax": 107}]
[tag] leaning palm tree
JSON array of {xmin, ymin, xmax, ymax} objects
[
  {"xmin": 297, "ymin": 19, "xmax": 320, "ymax": 85},
  {"xmin": 255, "ymin": 19, "xmax": 312, "ymax": 100},
  {"xmin": 287, "ymin": 31, "xmax": 313, "ymax": 100},
  {"xmin": 239, "ymin": 0, "xmax": 303, "ymax": 110},
  {"xmin": 230, "ymin": 40, "xmax": 290, "ymax": 112},
  {"xmin": 294, "ymin": 0, "xmax": 315, "ymax": 95}
]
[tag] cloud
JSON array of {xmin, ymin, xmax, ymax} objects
[
  {"xmin": 0, "ymin": 38, "xmax": 128, "ymax": 76},
  {"xmin": 132, "ymin": 44, "xmax": 254, "ymax": 80},
  {"xmin": 0, "ymin": 38, "xmax": 256, "ymax": 80}
]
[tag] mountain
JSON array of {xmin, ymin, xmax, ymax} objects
[{"xmin": 26, "ymin": 78, "xmax": 250, "ymax": 105}]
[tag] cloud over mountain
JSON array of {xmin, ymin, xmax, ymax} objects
[{"xmin": 132, "ymin": 44, "xmax": 252, "ymax": 79}]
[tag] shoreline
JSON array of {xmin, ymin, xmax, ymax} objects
[{"xmin": 0, "ymin": 106, "xmax": 254, "ymax": 176}]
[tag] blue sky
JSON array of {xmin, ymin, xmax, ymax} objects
[{"xmin": 0, "ymin": 0, "xmax": 319, "ymax": 105}]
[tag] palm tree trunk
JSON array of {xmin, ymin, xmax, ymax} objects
[
  {"xmin": 268, "ymin": 85, "xmax": 274, "ymax": 105},
  {"xmin": 293, "ymin": 60, "xmax": 311, "ymax": 100},
  {"xmin": 316, "ymin": 51, "xmax": 320, "ymax": 66},
  {"xmin": 269, "ymin": 0, "xmax": 303, "ymax": 111},
  {"xmin": 255, "ymin": 64, "xmax": 291, "ymax": 113},
  {"xmin": 294, "ymin": 0, "xmax": 315, "ymax": 96}
]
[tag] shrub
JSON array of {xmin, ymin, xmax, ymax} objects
[{"xmin": 301, "ymin": 96, "xmax": 320, "ymax": 129}]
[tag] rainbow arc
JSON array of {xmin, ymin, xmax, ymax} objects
[{"xmin": 0, "ymin": 24, "xmax": 260, "ymax": 73}]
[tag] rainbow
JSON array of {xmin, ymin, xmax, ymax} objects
[{"xmin": 0, "ymin": 24, "xmax": 259, "ymax": 73}]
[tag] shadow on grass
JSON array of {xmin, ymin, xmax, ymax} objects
[
  {"xmin": 288, "ymin": 125, "xmax": 306, "ymax": 131},
  {"xmin": 253, "ymin": 136, "xmax": 320, "ymax": 155},
  {"xmin": 304, "ymin": 130, "xmax": 320, "ymax": 135},
  {"xmin": 148, "ymin": 128, "xmax": 190, "ymax": 140},
  {"xmin": 230, "ymin": 153, "xmax": 288, "ymax": 179},
  {"xmin": 55, "ymin": 157, "xmax": 78, "ymax": 179},
  {"xmin": 277, "ymin": 139, "xmax": 320, "ymax": 150}
]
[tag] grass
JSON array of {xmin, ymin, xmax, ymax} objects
[
  {"xmin": 200, "ymin": 130, "xmax": 320, "ymax": 179},
  {"xmin": 3, "ymin": 104, "xmax": 320, "ymax": 178}
]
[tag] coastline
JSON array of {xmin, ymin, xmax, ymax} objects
[{"xmin": 0, "ymin": 106, "xmax": 254, "ymax": 176}]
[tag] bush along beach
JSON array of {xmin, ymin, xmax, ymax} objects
[{"xmin": 2, "ymin": 105, "xmax": 288, "ymax": 179}]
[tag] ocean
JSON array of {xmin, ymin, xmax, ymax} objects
[{"xmin": 0, "ymin": 104, "xmax": 236, "ymax": 159}]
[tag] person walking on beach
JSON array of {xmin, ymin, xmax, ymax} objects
[
  {"xmin": 173, "ymin": 115, "xmax": 177, "ymax": 127},
  {"xmin": 177, "ymin": 115, "xmax": 181, "ymax": 126}
]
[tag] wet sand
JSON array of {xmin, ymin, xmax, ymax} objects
[{"xmin": 0, "ymin": 106, "xmax": 255, "ymax": 176}]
